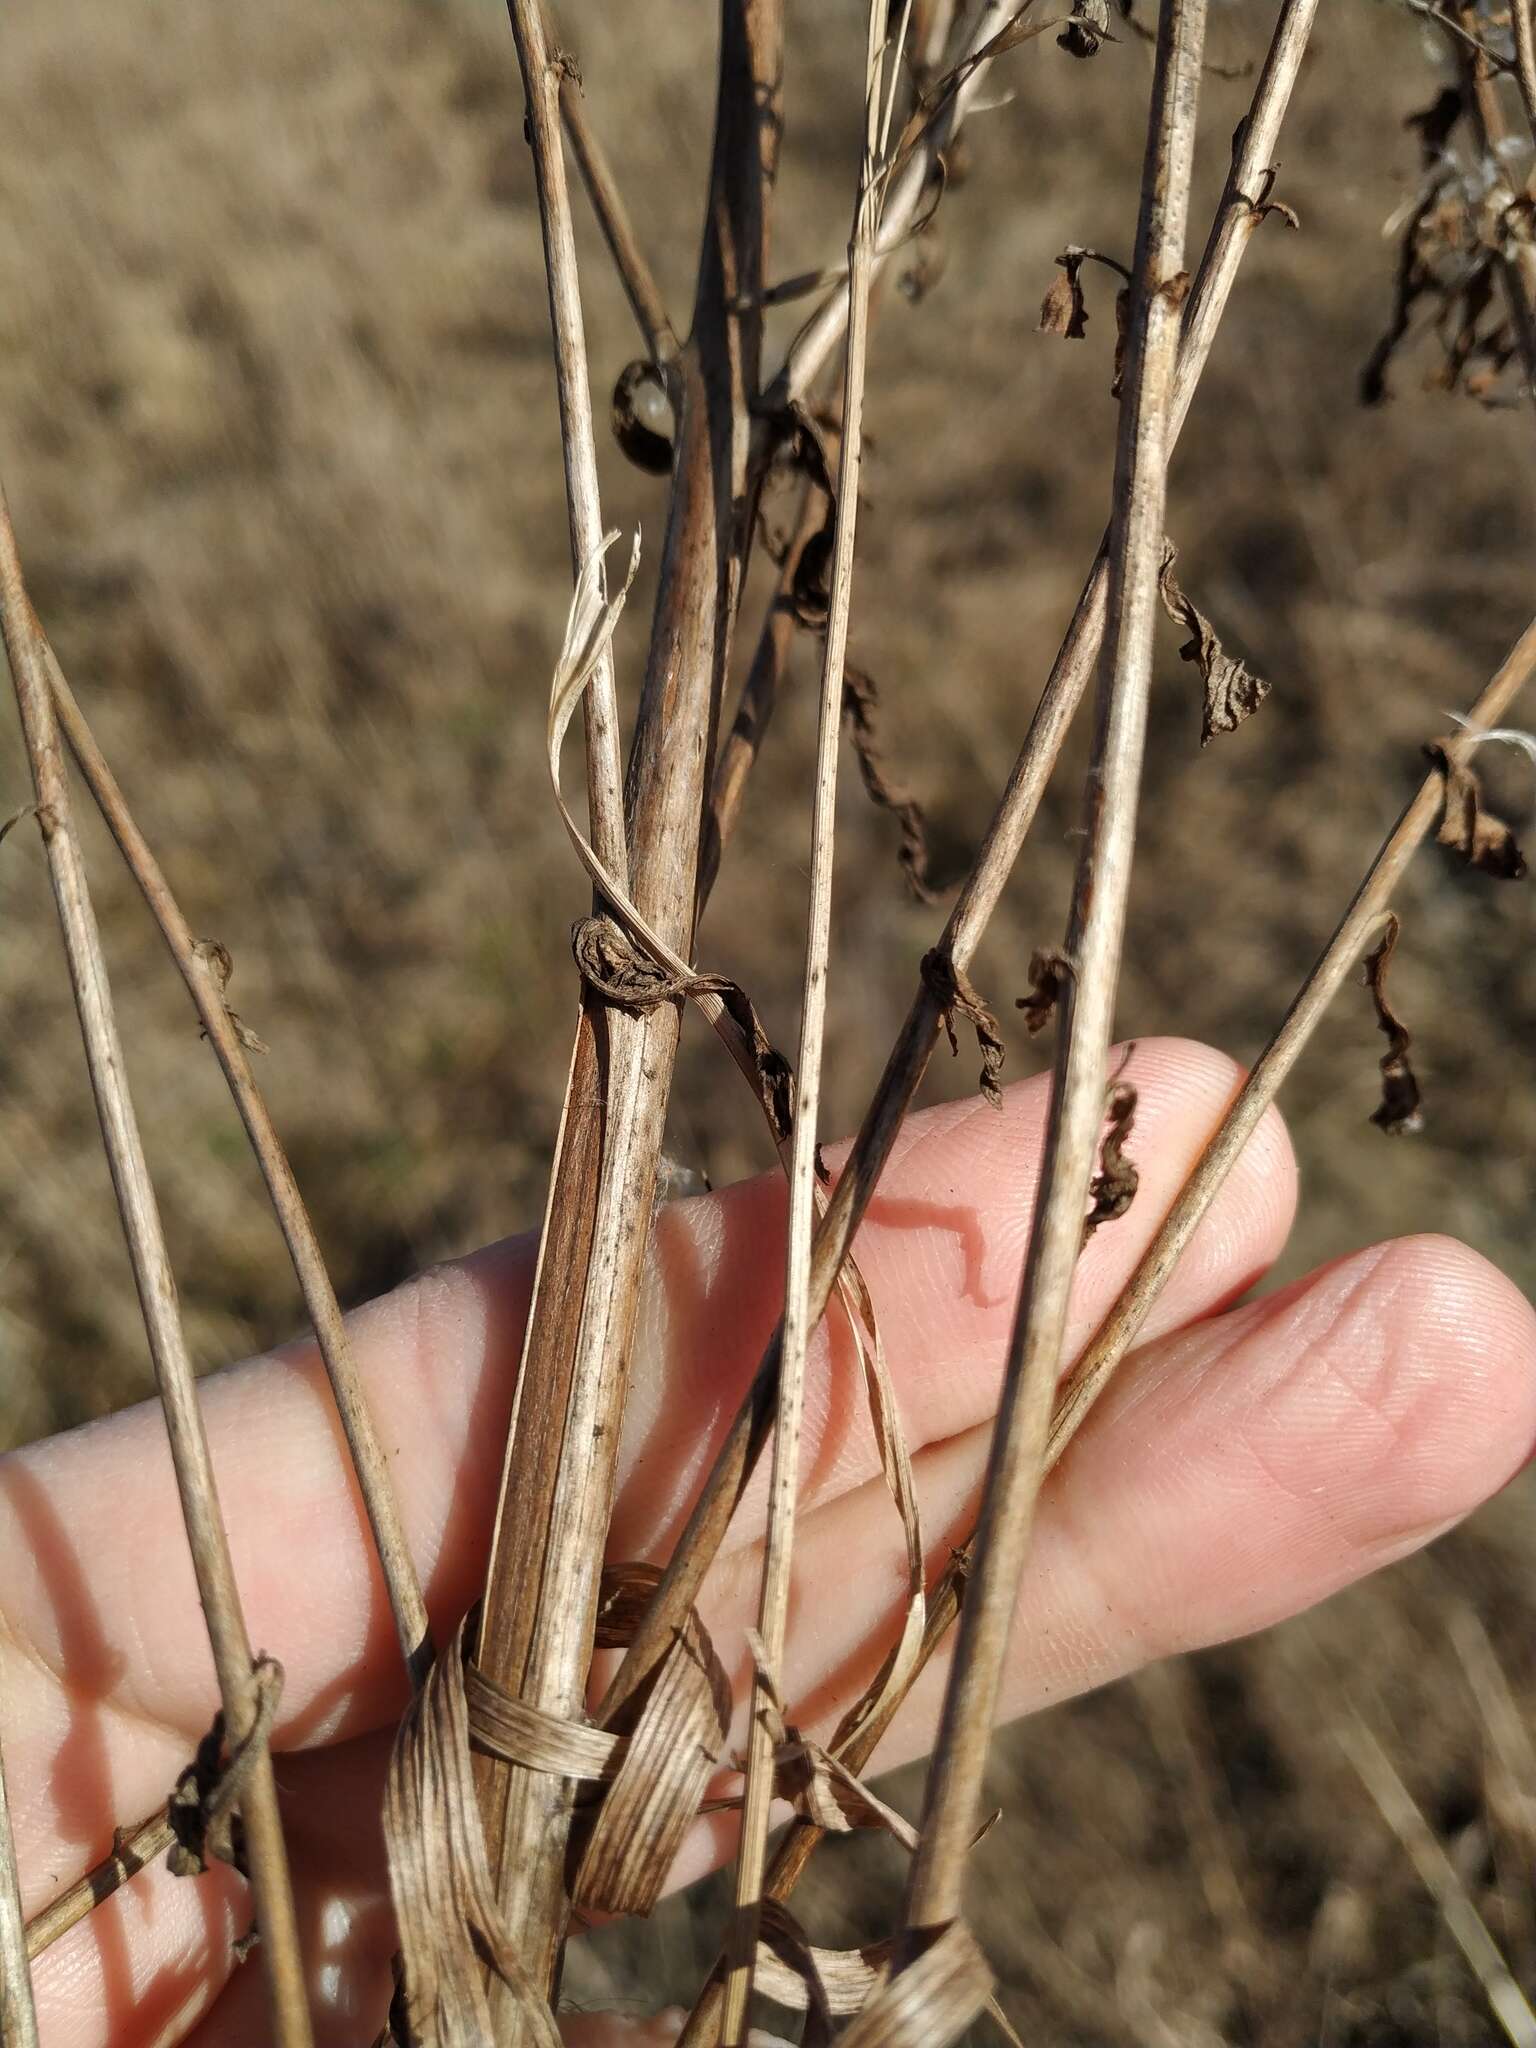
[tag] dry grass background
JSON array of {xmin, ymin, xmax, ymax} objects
[{"xmin": 1, "ymin": 0, "xmax": 1534, "ymax": 2038}]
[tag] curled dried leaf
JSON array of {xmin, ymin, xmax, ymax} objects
[
  {"xmin": 756, "ymin": 1915, "xmax": 888, "ymax": 2021},
  {"xmin": 1428, "ymin": 743, "xmax": 1527, "ymax": 880},
  {"xmin": 166, "ymin": 1656, "xmax": 283, "ymax": 1880},
  {"xmin": 842, "ymin": 664, "xmax": 940, "ymax": 901},
  {"xmin": 384, "ymin": 1622, "xmax": 561, "ymax": 2047},
  {"xmin": 1363, "ymin": 914, "xmax": 1422, "ymax": 1136},
  {"xmin": 756, "ymin": 1902, "xmax": 837, "ymax": 2047},
  {"xmin": 1158, "ymin": 540, "xmax": 1271, "ymax": 745},
  {"xmin": 571, "ymin": 1606, "xmax": 731, "ymax": 1916},
  {"xmin": 836, "ymin": 1919, "xmax": 994, "ymax": 2048},
  {"xmin": 1016, "ymin": 946, "xmax": 1071, "ymax": 1034},
  {"xmin": 1111, "ymin": 284, "xmax": 1130, "ymax": 398},
  {"xmin": 1039, "ymin": 254, "xmax": 1088, "ymax": 340},
  {"xmin": 921, "ymin": 947, "xmax": 1005, "ymax": 1105},
  {"xmin": 1085, "ymin": 1081, "xmax": 1138, "ymax": 1238},
  {"xmin": 611, "ymin": 360, "xmax": 674, "ymax": 476},
  {"xmin": 1057, "ymin": 0, "xmax": 1113, "ymax": 59}
]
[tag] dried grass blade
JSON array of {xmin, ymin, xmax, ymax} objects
[{"xmin": 0, "ymin": 484, "xmax": 313, "ymax": 2044}]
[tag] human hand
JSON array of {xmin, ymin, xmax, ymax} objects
[{"xmin": 6, "ymin": 1038, "xmax": 1533, "ymax": 2046}]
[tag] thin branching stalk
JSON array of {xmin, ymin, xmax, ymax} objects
[
  {"xmin": 42, "ymin": 641, "xmax": 432, "ymax": 1685},
  {"xmin": 1513, "ymin": 0, "xmax": 1536, "ymax": 152},
  {"xmin": 604, "ymin": 0, "xmax": 1317, "ymax": 1748},
  {"xmin": 507, "ymin": 0, "xmax": 630, "ymax": 883},
  {"xmin": 1450, "ymin": 3, "xmax": 1536, "ymax": 407},
  {"xmin": 772, "ymin": 0, "xmax": 1009, "ymax": 410},
  {"xmin": 473, "ymin": 5, "xmax": 783, "ymax": 2020},
  {"xmin": 0, "ymin": 1734, "xmax": 39, "ymax": 2048},
  {"xmin": 555, "ymin": 40, "xmax": 679, "ymax": 364},
  {"xmin": 720, "ymin": 16, "xmax": 897, "ymax": 2037},
  {"xmin": 24, "ymin": 1815, "xmax": 175, "ymax": 1963},
  {"xmin": 896, "ymin": 0, "xmax": 1211, "ymax": 1951},
  {"xmin": 1048, "ymin": 614, "xmax": 1536, "ymax": 1454},
  {"xmin": 700, "ymin": 470, "xmax": 829, "ymax": 903},
  {"xmin": 674, "ymin": 615, "xmax": 1536, "ymax": 2048},
  {"xmin": 0, "ymin": 484, "xmax": 314, "ymax": 2047}
]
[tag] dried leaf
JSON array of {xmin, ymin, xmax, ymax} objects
[
  {"xmin": 837, "ymin": 1919, "xmax": 994, "ymax": 2048},
  {"xmin": 1428, "ymin": 743, "xmax": 1527, "ymax": 880},
  {"xmin": 1038, "ymin": 254, "xmax": 1088, "ymax": 340},
  {"xmin": 756, "ymin": 1902, "xmax": 837, "ymax": 2047},
  {"xmin": 842, "ymin": 664, "xmax": 940, "ymax": 901},
  {"xmin": 1158, "ymin": 540, "xmax": 1271, "ymax": 745},
  {"xmin": 756, "ymin": 1915, "xmax": 889, "ymax": 2020},
  {"xmin": 383, "ymin": 1622, "xmax": 562, "ymax": 2048},
  {"xmin": 1363, "ymin": 914, "xmax": 1422, "ymax": 1137},
  {"xmin": 1085, "ymin": 1082, "xmax": 1138, "ymax": 1238},
  {"xmin": 166, "ymin": 1656, "xmax": 283, "ymax": 1880},
  {"xmin": 571, "ymin": 1605, "xmax": 731, "ymax": 1916},
  {"xmin": 1016, "ymin": 946, "xmax": 1071, "ymax": 1034},
  {"xmin": 610, "ymin": 360, "xmax": 673, "ymax": 476},
  {"xmin": 1057, "ymin": 0, "xmax": 1112, "ymax": 59},
  {"xmin": 921, "ymin": 947, "xmax": 1005, "ymax": 1105}
]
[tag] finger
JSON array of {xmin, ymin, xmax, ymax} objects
[
  {"xmin": 667, "ymin": 1233, "xmax": 1536, "ymax": 1887},
  {"xmin": 4, "ymin": 1039, "xmax": 1293, "ymax": 1957},
  {"xmin": 37, "ymin": 1234, "xmax": 1528, "ymax": 2044},
  {"xmin": 2, "ymin": 1039, "xmax": 1291, "ymax": 1769}
]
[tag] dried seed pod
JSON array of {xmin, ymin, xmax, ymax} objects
[{"xmin": 611, "ymin": 359, "xmax": 674, "ymax": 475}]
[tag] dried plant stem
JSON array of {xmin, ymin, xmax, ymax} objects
[
  {"xmin": 773, "ymin": 0, "xmax": 1008, "ymax": 409},
  {"xmin": 0, "ymin": 487, "xmax": 313, "ymax": 2046},
  {"xmin": 556, "ymin": 46, "xmax": 679, "ymax": 365},
  {"xmin": 42, "ymin": 641, "xmax": 431, "ymax": 1684},
  {"xmin": 720, "ymin": 18, "xmax": 894, "ymax": 2036},
  {"xmin": 700, "ymin": 469, "xmax": 829, "ymax": 902},
  {"xmin": 1452, "ymin": 3, "xmax": 1536, "ymax": 405},
  {"xmin": 895, "ymin": 0, "xmax": 1210, "ymax": 1952},
  {"xmin": 676, "ymin": 613, "xmax": 1536, "ymax": 2048},
  {"xmin": 508, "ymin": 0, "xmax": 629, "ymax": 884},
  {"xmin": 1515, "ymin": 0, "xmax": 1536, "ymax": 152},
  {"xmin": 473, "ymin": 5, "xmax": 782, "ymax": 2020},
  {"xmin": 1338, "ymin": 1709, "xmax": 1536, "ymax": 2046},
  {"xmin": 1513, "ymin": 0, "xmax": 1536, "ymax": 152},
  {"xmin": 603, "ymin": 0, "xmax": 1319, "ymax": 1740},
  {"xmin": 1048, "ymin": 613, "xmax": 1536, "ymax": 1455},
  {"xmin": 24, "ymin": 1815, "xmax": 175, "ymax": 1964},
  {"xmin": 0, "ymin": 1735, "xmax": 39, "ymax": 2048}
]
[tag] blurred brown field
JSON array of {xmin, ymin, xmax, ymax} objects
[{"xmin": 1, "ymin": 1, "xmax": 1534, "ymax": 2039}]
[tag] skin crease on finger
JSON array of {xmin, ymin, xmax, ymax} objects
[{"xmin": 9, "ymin": 1036, "xmax": 1535, "ymax": 2045}]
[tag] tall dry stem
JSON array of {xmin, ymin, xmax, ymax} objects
[
  {"xmin": 720, "ymin": 13, "xmax": 900, "ymax": 2036},
  {"xmin": 471, "ymin": 4, "xmax": 783, "ymax": 2022},
  {"xmin": 0, "ymin": 482, "xmax": 313, "ymax": 2048},
  {"xmin": 604, "ymin": 0, "xmax": 1320, "ymax": 1750},
  {"xmin": 0, "ymin": 1733, "xmax": 38, "ymax": 2048},
  {"xmin": 894, "ymin": 0, "xmax": 1210, "ymax": 1962}
]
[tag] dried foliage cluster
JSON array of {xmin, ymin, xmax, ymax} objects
[{"xmin": 2, "ymin": 1, "xmax": 1535, "ymax": 2045}]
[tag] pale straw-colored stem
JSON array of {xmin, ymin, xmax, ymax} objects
[
  {"xmin": 24, "ymin": 1815, "xmax": 175, "ymax": 1964},
  {"xmin": 896, "ymin": 0, "xmax": 1211, "ymax": 1942},
  {"xmin": 0, "ymin": 1734, "xmax": 39, "ymax": 2048},
  {"xmin": 604, "ymin": 0, "xmax": 1321, "ymax": 1741},
  {"xmin": 43, "ymin": 641, "xmax": 431, "ymax": 1685},
  {"xmin": 508, "ymin": 0, "xmax": 629, "ymax": 885},
  {"xmin": 0, "ymin": 484, "xmax": 313, "ymax": 2046},
  {"xmin": 721, "ymin": 17, "xmax": 897, "ymax": 2035}
]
